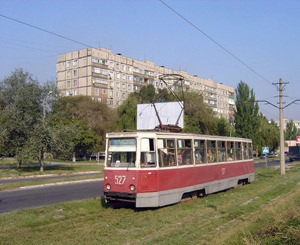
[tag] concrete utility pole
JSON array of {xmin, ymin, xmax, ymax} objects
[
  {"xmin": 257, "ymin": 79, "xmax": 300, "ymax": 175},
  {"xmin": 279, "ymin": 79, "xmax": 285, "ymax": 175}
]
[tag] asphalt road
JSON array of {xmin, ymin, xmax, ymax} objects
[
  {"xmin": 0, "ymin": 159, "xmax": 290, "ymax": 213},
  {"xmin": 0, "ymin": 179, "xmax": 104, "ymax": 213}
]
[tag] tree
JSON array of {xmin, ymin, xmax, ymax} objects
[
  {"xmin": 117, "ymin": 84, "xmax": 156, "ymax": 130},
  {"xmin": 234, "ymin": 81, "xmax": 259, "ymax": 146},
  {"xmin": 183, "ymin": 91, "xmax": 217, "ymax": 135},
  {"xmin": 217, "ymin": 117, "xmax": 230, "ymax": 136},
  {"xmin": 256, "ymin": 114, "xmax": 279, "ymax": 154},
  {"xmin": 49, "ymin": 95, "xmax": 117, "ymax": 161},
  {"xmin": 285, "ymin": 120, "xmax": 298, "ymax": 140},
  {"xmin": 0, "ymin": 69, "xmax": 44, "ymax": 168}
]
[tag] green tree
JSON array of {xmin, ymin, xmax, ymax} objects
[
  {"xmin": 257, "ymin": 114, "xmax": 279, "ymax": 154},
  {"xmin": 285, "ymin": 120, "xmax": 298, "ymax": 140},
  {"xmin": 217, "ymin": 117, "xmax": 230, "ymax": 136},
  {"xmin": 0, "ymin": 69, "xmax": 44, "ymax": 168},
  {"xmin": 183, "ymin": 91, "xmax": 217, "ymax": 134},
  {"xmin": 234, "ymin": 81, "xmax": 259, "ymax": 146},
  {"xmin": 117, "ymin": 95, "xmax": 139, "ymax": 130},
  {"xmin": 49, "ymin": 95, "xmax": 117, "ymax": 161},
  {"xmin": 117, "ymin": 84, "xmax": 155, "ymax": 130}
]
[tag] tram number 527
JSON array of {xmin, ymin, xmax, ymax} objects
[{"xmin": 115, "ymin": 175, "xmax": 126, "ymax": 185}]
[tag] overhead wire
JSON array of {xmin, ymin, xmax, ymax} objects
[
  {"xmin": 0, "ymin": 14, "xmax": 92, "ymax": 48},
  {"xmin": 158, "ymin": 0, "xmax": 273, "ymax": 86}
]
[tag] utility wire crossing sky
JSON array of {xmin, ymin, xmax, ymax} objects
[{"xmin": 0, "ymin": 0, "xmax": 299, "ymax": 120}]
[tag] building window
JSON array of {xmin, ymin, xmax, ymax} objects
[
  {"xmin": 67, "ymin": 71, "xmax": 71, "ymax": 77},
  {"xmin": 73, "ymin": 90, "xmax": 77, "ymax": 95},
  {"xmin": 110, "ymin": 90, "xmax": 113, "ymax": 97},
  {"xmin": 73, "ymin": 80, "xmax": 77, "ymax": 86},
  {"xmin": 110, "ymin": 62, "xmax": 114, "ymax": 68},
  {"xmin": 73, "ymin": 59, "xmax": 77, "ymax": 67},
  {"xmin": 128, "ymin": 85, "xmax": 131, "ymax": 91},
  {"xmin": 128, "ymin": 66, "xmax": 132, "ymax": 72},
  {"xmin": 73, "ymin": 70, "xmax": 77, "ymax": 76},
  {"xmin": 122, "ymin": 93, "xmax": 126, "ymax": 98},
  {"xmin": 94, "ymin": 87, "xmax": 99, "ymax": 95},
  {"xmin": 122, "ymin": 65, "xmax": 126, "ymax": 71},
  {"xmin": 109, "ymin": 71, "xmax": 114, "ymax": 79},
  {"xmin": 67, "ymin": 81, "xmax": 71, "ymax": 87},
  {"xmin": 117, "ymin": 73, "xmax": 120, "ymax": 79},
  {"xmin": 128, "ymin": 75, "xmax": 132, "ymax": 81},
  {"xmin": 122, "ymin": 83, "xmax": 126, "ymax": 89},
  {"xmin": 102, "ymin": 88, "xmax": 107, "ymax": 94},
  {"xmin": 66, "ymin": 61, "xmax": 71, "ymax": 68},
  {"xmin": 110, "ymin": 81, "xmax": 114, "ymax": 87},
  {"xmin": 116, "ymin": 91, "xmax": 119, "ymax": 98},
  {"xmin": 110, "ymin": 100, "xmax": 113, "ymax": 106},
  {"xmin": 116, "ymin": 82, "xmax": 120, "ymax": 88},
  {"xmin": 122, "ymin": 74, "xmax": 126, "ymax": 80},
  {"xmin": 93, "ymin": 67, "xmax": 107, "ymax": 75}
]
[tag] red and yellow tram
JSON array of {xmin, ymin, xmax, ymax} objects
[{"xmin": 103, "ymin": 131, "xmax": 254, "ymax": 208}]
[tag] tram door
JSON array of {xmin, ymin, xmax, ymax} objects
[{"xmin": 140, "ymin": 138, "xmax": 158, "ymax": 192}]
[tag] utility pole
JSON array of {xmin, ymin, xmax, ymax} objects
[
  {"xmin": 279, "ymin": 79, "xmax": 285, "ymax": 175},
  {"xmin": 257, "ymin": 78, "xmax": 300, "ymax": 175}
]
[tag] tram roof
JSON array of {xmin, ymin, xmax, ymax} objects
[{"xmin": 106, "ymin": 131, "xmax": 252, "ymax": 142}]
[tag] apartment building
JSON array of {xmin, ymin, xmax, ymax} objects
[
  {"xmin": 56, "ymin": 47, "xmax": 235, "ymax": 119},
  {"xmin": 274, "ymin": 119, "xmax": 300, "ymax": 131}
]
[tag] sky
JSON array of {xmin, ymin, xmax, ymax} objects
[{"xmin": 0, "ymin": 0, "xmax": 299, "ymax": 121}]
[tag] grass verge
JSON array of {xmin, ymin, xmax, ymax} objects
[
  {"xmin": 0, "ymin": 174, "xmax": 103, "ymax": 191},
  {"xmin": 0, "ymin": 163, "xmax": 104, "ymax": 179},
  {"xmin": 0, "ymin": 163, "xmax": 299, "ymax": 245}
]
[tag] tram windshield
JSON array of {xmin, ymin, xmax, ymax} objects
[{"xmin": 107, "ymin": 138, "xmax": 136, "ymax": 168}]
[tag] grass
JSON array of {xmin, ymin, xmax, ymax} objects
[
  {"xmin": 0, "ymin": 163, "xmax": 299, "ymax": 245},
  {"xmin": 0, "ymin": 159, "xmax": 104, "ymax": 179},
  {"xmin": 0, "ymin": 174, "xmax": 103, "ymax": 191}
]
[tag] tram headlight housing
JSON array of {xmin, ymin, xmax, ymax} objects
[
  {"xmin": 130, "ymin": 185, "xmax": 135, "ymax": 192},
  {"xmin": 106, "ymin": 184, "xmax": 111, "ymax": 190}
]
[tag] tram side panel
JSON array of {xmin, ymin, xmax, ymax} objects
[{"xmin": 155, "ymin": 161, "xmax": 254, "ymax": 207}]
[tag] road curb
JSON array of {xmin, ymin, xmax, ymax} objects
[{"xmin": 19, "ymin": 178, "xmax": 104, "ymax": 190}]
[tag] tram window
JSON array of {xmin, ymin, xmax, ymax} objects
[
  {"xmin": 195, "ymin": 140, "xmax": 206, "ymax": 164},
  {"xmin": 217, "ymin": 141, "xmax": 226, "ymax": 162},
  {"xmin": 235, "ymin": 142, "xmax": 242, "ymax": 160},
  {"xmin": 243, "ymin": 142, "xmax": 249, "ymax": 159},
  {"xmin": 207, "ymin": 140, "xmax": 216, "ymax": 163},
  {"xmin": 140, "ymin": 138, "xmax": 156, "ymax": 168},
  {"xmin": 167, "ymin": 140, "xmax": 175, "ymax": 148},
  {"xmin": 227, "ymin": 141, "xmax": 235, "ymax": 161},
  {"xmin": 107, "ymin": 138, "xmax": 137, "ymax": 168},
  {"xmin": 158, "ymin": 139, "xmax": 176, "ymax": 167},
  {"xmin": 248, "ymin": 143, "xmax": 253, "ymax": 159},
  {"xmin": 177, "ymin": 139, "xmax": 193, "ymax": 165}
]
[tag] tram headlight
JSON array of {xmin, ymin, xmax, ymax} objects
[
  {"xmin": 106, "ymin": 184, "xmax": 111, "ymax": 190},
  {"xmin": 130, "ymin": 185, "xmax": 135, "ymax": 192}
]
